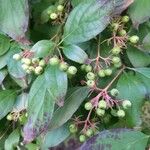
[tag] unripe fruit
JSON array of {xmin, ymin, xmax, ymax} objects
[
  {"xmin": 86, "ymin": 72, "xmax": 95, "ymax": 80},
  {"xmin": 112, "ymin": 57, "xmax": 121, "ymax": 64},
  {"xmin": 86, "ymin": 128, "xmax": 93, "ymax": 137},
  {"xmin": 96, "ymin": 108, "xmax": 105, "ymax": 116},
  {"xmin": 111, "ymin": 109, "xmax": 118, "ymax": 117},
  {"xmin": 98, "ymin": 100, "xmax": 107, "ymax": 109},
  {"xmin": 98, "ymin": 69, "xmax": 105, "ymax": 77},
  {"xmin": 49, "ymin": 57, "xmax": 60, "ymax": 66},
  {"xmin": 111, "ymin": 46, "xmax": 121, "ymax": 55},
  {"xmin": 50, "ymin": 13, "xmax": 58, "ymax": 20},
  {"xmin": 22, "ymin": 64, "xmax": 29, "ymax": 71},
  {"xmin": 81, "ymin": 64, "xmax": 86, "ymax": 71},
  {"xmin": 13, "ymin": 53, "xmax": 21, "ymax": 60},
  {"xmin": 79, "ymin": 135, "xmax": 86, "ymax": 143},
  {"xmin": 110, "ymin": 88, "xmax": 119, "ymax": 97},
  {"xmin": 119, "ymin": 29, "xmax": 127, "ymax": 36},
  {"xmin": 7, "ymin": 114, "xmax": 13, "ymax": 121},
  {"xmin": 67, "ymin": 66, "xmax": 77, "ymax": 75},
  {"xmin": 104, "ymin": 69, "xmax": 112, "ymax": 76},
  {"xmin": 23, "ymin": 58, "xmax": 31, "ymax": 65},
  {"xmin": 34, "ymin": 66, "xmax": 43, "ymax": 75},
  {"xmin": 29, "ymin": 66, "xmax": 35, "ymax": 72},
  {"xmin": 85, "ymin": 65, "xmax": 92, "ymax": 73},
  {"xmin": 39, "ymin": 60, "xmax": 46, "ymax": 67},
  {"xmin": 69, "ymin": 124, "xmax": 78, "ymax": 133},
  {"xmin": 114, "ymin": 62, "xmax": 122, "ymax": 68},
  {"xmin": 84, "ymin": 102, "xmax": 93, "ymax": 110},
  {"xmin": 32, "ymin": 58, "xmax": 39, "ymax": 64},
  {"xmin": 122, "ymin": 100, "xmax": 132, "ymax": 109},
  {"xmin": 111, "ymin": 23, "xmax": 119, "ymax": 31},
  {"xmin": 129, "ymin": 35, "xmax": 139, "ymax": 44},
  {"xmin": 117, "ymin": 109, "xmax": 125, "ymax": 118},
  {"xmin": 122, "ymin": 15, "xmax": 129, "ymax": 23},
  {"xmin": 26, "ymin": 69, "xmax": 31, "ymax": 74},
  {"xmin": 59, "ymin": 62, "xmax": 68, "ymax": 71},
  {"xmin": 86, "ymin": 80, "xmax": 95, "ymax": 88},
  {"xmin": 57, "ymin": 5, "xmax": 64, "ymax": 12},
  {"xmin": 19, "ymin": 114, "xmax": 27, "ymax": 125}
]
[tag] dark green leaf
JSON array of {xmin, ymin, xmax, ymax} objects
[
  {"xmin": 79, "ymin": 129, "xmax": 149, "ymax": 150},
  {"xmin": 49, "ymin": 87, "xmax": 90, "ymax": 130},
  {"xmin": 0, "ymin": 0, "xmax": 29, "ymax": 43},
  {"xmin": 63, "ymin": 45, "xmax": 88, "ymax": 64},
  {"xmin": 0, "ymin": 69, "xmax": 8, "ymax": 85},
  {"xmin": 0, "ymin": 90, "xmax": 17, "ymax": 120}
]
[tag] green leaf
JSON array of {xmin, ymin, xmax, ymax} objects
[
  {"xmin": 142, "ymin": 33, "xmax": 150, "ymax": 52},
  {"xmin": 127, "ymin": 46, "xmax": 150, "ymax": 67},
  {"xmin": 31, "ymin": 40, "xmax": 55, "ymax": 58},
  {"xmin": 128, "ymin": 0, "xmax": 150, "ymax": 28},
  {"xmin": 0, "ymin": 69, "xmax": 8, "ymax": 85},
  {"xmin": 63, "ymin": 0, "xmax": 133, "ymax": 44},
  {"xmin": 5, "ymin": 129, "xmax": 20, "ymax": 150},
  {"xmin": 0, "ymin": 90, "xmax": 17, "ymax": 120},
  {"xmin": 117, "ymin": 73, "xmax": 147, "ymax": 126},
  {"xmin": 40, "ymin": 123, "xmax": 70, "ymax": 149},
  {"xmin": 49, "ymin": 87, "xmax": 90, "ymax": 130},
  {"xmin": 63, "ymin": 45, "xmax": 88, "ymax": 64},
  {"xmin": 0, "ymin": 0, "xmax": 29, "ymax": 43},
  {"xmin": 71, "ymin": 0, "xmax": 91, "ymax": 7},
  {"xmin": 0, "ymin": 34, "xmax": 10, "ymax": 56},
  {"xmin": 79, "ymin": 129, "xmax": 149, "ymax": 150}
]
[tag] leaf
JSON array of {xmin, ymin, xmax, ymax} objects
[
  {"xmin": 127, "ymin": 46, "xmax": 150, "ymax": 67},
  {"xmin": 0, "ymin": 69, "xmax": 8, "ymax": 85},
  {"xmin": 0, "ymin": 34, "xmax": 10, "ymax": 56},
  {"xmin": 49, "ymin": 87, "xmax": 90, "ymax": 130},
  {"xmin": 79, "ymin": 129, "xmax": 149, "ymax": 150},
  {"xmin": 0, "ymin": 90, "xmax": 17, "ymax": 120},
  {"xmin": 117, "ymin": 73, "xmax": 147, "ymax": 126},
  {"xmin": 128, "ymin": 0, "xmax": 150, "ymax": 28},
  {"xmin": 142, "ymin": 33, "xmax": 150, "ymax": 52},
  {"xmin": 0, "ymin": 0, "xmax": 29, "ymax": 44},
  {"xmin": 5, "ymin": 129, "xmax": 20, "ymax": 150},
  {"xmin": 31, "ymin": 40, "xmax": 55, "ymax": 58},
  {"xmin": 40, "ymin": 123, "xmax": 70, "ymax": 149},
  {"xmin": 63, "ymin": 0, "xmax": 133, "ymax": 44}
]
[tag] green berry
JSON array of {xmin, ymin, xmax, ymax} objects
[
  {"xmin": 22, "ymin": 64, "xmax": 29, "ymax": 71},
  {"xmin": 84, "ymin": 102, "xmax": 93, "ymax": 110},
  {"xmin": 122, "ymin": 15, "xmax": 129, "ymax": 23},
  {"xmin": 86, "ymin": 72, "xmax": 95, "ymax": 80},
  {"xmin": 69, "ymin": 124, "xmax": 78, "ymax": 133},
  {"xmin": 129, "ymin": 35, "xmax": 139, "ymax": 44},
  {"xmin": 86, "ymin": 80, "xmax": 95, "ymax": 87},
  {"xmin": 34, "ymin": 66, "xmax": 43, "ymax": 75},
  {"xmin": 119, "ymin": 29, "xmax": 127, "ymax": 36},
  {"xmin": 114, "ymin": 62, "xmax": 122, "ymax": 68},
  {"xmin": 85, "ymin": 65, "xmax": 92, "ymax": 73},
  {"xmin": 67, "ymin": 66, "xmax": 77, "ymax": 75},
  {"xmin": 81, "ymin": 64, "xmax": 86, "ymax": 71},
  {"xmin": 79, "ymin": 135, "xmax": 86, "ymax": 143},
  {"xmin": 28, "ymin": 66, "xmax": 35, "ymax": 72},
  {"xmin": 122, "ymin": 100, "xmax": 132, "ymax": 109},
  {"xmin": 7, "ymin": 114, "xmax": 13, "ymax": 121},
  {"xmin": 111, "ymin": 109, "xmax": 118, "ymax": 117},
  {"xmin": 111, "ymin": 23, "xmax": 119, "ymax": 31},
  {"xmin": 98, "ymin": 100, "xmax": 107, "ymax": 109},
  {"xmin": 112, "ymin": 57, "xmax": 121, "ymax": 64},
  {"xmin": 26, "ymin": 69, "xmax": 31, "ymax": 74},
  {"xmin": 86, "ymin": 128, "xmax": 93, "ymax": 137},
  {"xmin": 98, "ymin": 69, "xmax": 105, "ymax": 77},
  {"xmin": 110, "ymin": 88, "xmax": 119, "ymax": 97},
  {"xmin": 13, "ymin": 53, "xmax": 21, "ymax": 60},
  {"xmin": 39, "ymin": 60, "xmax": 46, "ymax": 67},
  {"xmin": 49, "ymin": 57, "xmax": 60, "ymax": 66},
  {"xmin": 32, "ymin": 58, "xmax": 39, "ymax": 64},
  {"xmin": 117, "ymin": 109, "xmax": 125, "ymax": 118},
  {"xmin": 104, "ymin": 69, "xmax": 112, "ymax": 76},
  {"xmin": 57, "ymin": 5, "xmax": 64, "ymax": 12},
  {"xmin": 50, "ymin": 13, "xmax": 58, "ymax": 20},
  {"xmin": 19, "ymin": 114, "xmax": 27, "ymax": 125},
  {"xmin": 59, "ymin": 62, "xmax": 69, "ymax": 71},
  {"xmin": 96, "ymin": 108, "xmax": 105, "ymax": 116},
  {"xmin": 111, "ymin": 46, "xmax": 121, "ymax": 55},
  {"xmin": 23, "ymin": 58, "xmax": 31, "ymax": 65}
]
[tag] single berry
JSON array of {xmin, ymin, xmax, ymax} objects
[
  {"xmin": 79, "ymin": 135, "xmax": 86, "ymax": 143},
  {"xmin": 13, "ymin": 53, "xmax": 21, "ymax": 60},
  {"xmin": 111, "ymin": 109, "xmax": 118, "ymax": 117},
  {"xmin": 129, "ymin": 35, "xmax": 139, "ymax": 44},
  {"xmin": 67, "ymin": 66, "xmax": 77, "ymax": 75},
  {"xmin": 86, "ymin": 72, "xmax": 95, "ymax": 80},
  {"xmin": 122, "ymin": 100, "xmax": 132, "ymax": 109},
  {"xmin": 86, "ymin": 128, "xmax": 93, "ymax": 137},
  {"xmin": 114, "ymin": 62, "xmax": 122, "ymax": 68},
  {"xmin": 96, "ymin": 108, "xmax": 105, "ymax": 116},
  {"xmin": 84, "ymin": 102, "xmax": 93, "ymax": 110},
  {"xmin": 39, "ymin": 60, "xmax": 46, "ymax": 67},
  {"xmin": 7, "ymin": 114, "xmax": 13, "ymax": 121},
  {"xmin": 111, "ymin": 46, "xmax": 121, "ymax": 55},
  {"xmin": 86, "ymin": 80, "xmax": 95, "ymax": 87},
  {"xmin": 59, "ymin": 62, "xmax": 69, "ymax": 71},
  {"xmin": 22, "ymin": 64, "xmax": 29, "ymax": 71},
  {"xmin": 85, "ymin": 65, "xmax": 92, "ymax": 73},
  {"xmin": 98, "ymin": 100, "xmax": 107, "ymax": 109},
  {"xmin": 69, "ymin": 124, "xmax": 78, "ymax": 133},
  {"xmin": 117, "ymin": 109, "xmax": 125, "ymax": 118},
  {"xmin": 23, "ymin": 58, "xmax": 31, "ymax": 65},
  {"xmin": 119, "ymin": 29, "xmax": 127, "ymax": 36},
  {"xmin": 28, "ymin": 66, "xmax": 35, "ymax": 72},
  {"xmin": 32, "ymin": 58, "xmax": 39, "ymax": 64},
  {"xmin": 81, "ymin": 64, "xmax": 86, "ymax": 71},
  {"xmin": 98, "ymin": 69, "xmax": 105, "ymax": 77},
  {"xmin": 122, "ymin": 15, "xmax": 129, "ymax": 23},
  {"xmin": 111, "ymin": 23, "xmax": 119, "ymax": 31},
  {"xmin": 50, "ymin": 13, "xmax": 58, "ymax": 20},
  {"xmin": 112, "ymin": 57, "xmax": 121, "ymax": 64},
  {"xmin": 26, "ymin": 69, "xmax": 31, "ymax": 74},
  {"xmin": 49, "ymin": 57, "xmax": 60, "ymax": 66},
  {"xmin": 104, "ymin": 69, "xmax": 112, "ymax": 76},
  {"xmin": 57, "ymin": 5, "xmax": 64, "ymax": 12},
  {"xmin": 34, "ymin": 66, "xmax": 43, "ymax": 75},
  {"xmin": 110, "ymin": 88, "xmax": 119, "ymax": 97}
]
